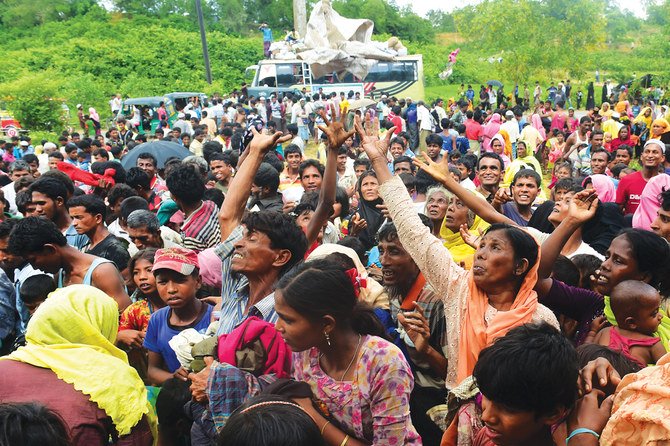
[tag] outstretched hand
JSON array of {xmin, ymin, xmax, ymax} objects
[
  {"xmin": 354, "ymin": 115, "xmax": 394, "ymax": 163},
  {"xmin": 413, "ymin": 152, "xmax": 453, "ymax": 185},
  {"xmin": 459, "ymin": 224, "xmax": 484, "ymax": 249},
  {"xmin": 568, "ymin": 189, "xmax": 599, "ymax": 224},
  {"xmin": 248, "ymin": 127, "xmax": 292, "ymax": 155},
  {"xmin": 317, "ymin": 107, "xmax": 355, "ymax": 149}
]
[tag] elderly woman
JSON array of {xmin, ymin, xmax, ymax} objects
[
  {"xmin": 424, "ymin": 186, "xmax": 449, "ymax": 239},
  {"xmin": 355, "ymin": 119, "xmax": 559, "ymax": 389},
  {"xmin": 0, "ymin": 285, "xmax": 155, "ymax": 445}
]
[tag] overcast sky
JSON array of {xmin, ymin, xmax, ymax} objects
[{"xmin": 392, "ymin": 0, "xmax": 649, "ymax": 18}]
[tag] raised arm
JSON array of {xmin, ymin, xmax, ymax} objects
[
  {"xmin": 535, "ymin": 190, "xmax": 599, "ymax": 296},
  {"xmin": 218, "ymin": 128, "xmax": 290, "ymax": 239},
  {"xmin": 413, "ymin": 153, "xmax": 516, "ymax": 226},
  {"xmin": 305, "ymin": 109, "xmax": 355, "ymax": 245}
]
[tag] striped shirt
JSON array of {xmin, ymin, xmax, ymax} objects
[
  {"xmin": 181, "ymin": 200, "xmax": 221, "ymax": 253},
  {"xmin": 214, "ymin": 225, "xmax": 278, "ymax": 336}
]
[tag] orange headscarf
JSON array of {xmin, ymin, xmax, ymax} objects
[
  {"xmin": 455, "ymin": 236, "xmax": 540, "ymax": 383},
  {"xmin": 498, "ymin": 129, "xmax": 513, "ymax": 159}
]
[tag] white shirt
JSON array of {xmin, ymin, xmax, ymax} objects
[
  {"xmin": 2, "ymin": 182, "xmax": 17, "ymax": 215},
  {"xmin": 291, "ymin": 135, "xmax": 305, "ymax": 153},
  {"xmin": 417, "ymin": 105, "xmax": 433, "ymax": 131},
  {"xmin": 501, "ymin": 119, "xmax": 520, "ymax": 143}
]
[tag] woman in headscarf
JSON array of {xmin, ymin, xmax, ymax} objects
[
  {"xmin": 497, "ymin": 129, "xmax": 513, "ymax": 160},
  {"xmin": 610, "ymin": 125, "xmax": 635, "ymax": 153},
  {"xmin": 88, "ymin": 107, "xmax": 101, "ymax": 136},
  {"xmin": 583, "ymin": 174, "xmax": 616, "ymax": 203},
  {"xmin": 425, "ymin": 186, "xmax": 449, "ymax": 239},
  {"xmin": 480, "ymin": 113, "xmax": 501, "ymax": 152},
  {"xmin": 490, "ymin": 133, "xmax": 510, "ymax": 168},
  {"xmin": 586, "ymin": 82, "xmax": 595, "ymax": 110},
  {"xmin": 0, "ymin": 285, "xmax": 155, "ymax": 445},
  {"xmin": 632, "ymin": 173, "xmax": 670, "ymax": 231},
  {"xmin": 519, "ymin": 114, "xmax": 545, "ymax": 153},
  {"xmin": 439, "ymin": 189, "xmax": 489, "ymax": 269},
  {"xmin": 651, "ymin": 117, "xmax": 670, "ymax": 142},
  {"xmin": 599, "ymin": 102, "xmax": 613, "ymax": 119},
  {"xmin": 342, "ymin": 171, "xmax": 385, "ymax": 251}
]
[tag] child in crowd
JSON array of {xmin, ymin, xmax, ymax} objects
[
  {"xmin": 19, "ymin": 274, "xmax": 56, "ymax": 316},
  {"xmin": 144, "ymin": 247, "xmax": 213, "ymax": 386},
  {"xmin": 589, "ymin": 280, "xmax": 666, "ymax": 368},
  {"xmin": 548, "ymin": 161, "xmax": 573, "ymax": 192}
]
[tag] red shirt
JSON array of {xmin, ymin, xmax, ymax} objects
[
  {"xmin": 616, "ymin": 171, "xmax": 648, "ymax": 215},
  {"xmin": 465, "ymin": 118, "xmax": 482, "ymax": 141},
  {"xmin": 388, "ymin": 112, "xmax": 403, "ymax": 135}
]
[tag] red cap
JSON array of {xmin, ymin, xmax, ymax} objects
[{"xmin": 152, "ymin": 247, "xmax": 199, "ymax": 275}]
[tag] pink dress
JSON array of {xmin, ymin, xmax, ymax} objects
[
  {"xmin": 609, "ymin": 327, "xmax": 660, "ymax": 368},
  {"xmin": 292, "ymin": 335, "xmax": 421, "ymax": 445}
]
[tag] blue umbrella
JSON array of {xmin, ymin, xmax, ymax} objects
[
  {"xmin": 120, "ymin": 140, "xmax": 193, "ymax": 169},
  {"xmin": 487, "ymin": 80, "xmax": 503, "ymax": 88}
]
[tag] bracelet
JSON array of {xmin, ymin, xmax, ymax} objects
[
  {"xmin": 340, "ymin": 434, "xmax": 350, "ymax": 446},
  {"xmin": 566, "ymin": 427, "xmax": 600, "ymax": 444},
  {"xmin": 320, "ymin": 420, "xmax": 331, "ymax": 435}
]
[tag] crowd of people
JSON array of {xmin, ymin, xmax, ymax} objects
[{"xmin": 0, "ymin": 83, "xmax": 668, "ymax": 446}]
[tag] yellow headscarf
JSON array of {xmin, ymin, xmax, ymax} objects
[
  {"xmin": 633, "ymin": 107, "xmax": 653, "ymax": 129},
  {"xmin": 3, "ymin": 285, "xmax": 156, "ymax": 440},
  {"xmin": 439, "ymin": 190, "xmax": 490, "ymax": 269},
  {"xmin": 652, "ymin": 117, "xmax": 670, "ymax": 138}
]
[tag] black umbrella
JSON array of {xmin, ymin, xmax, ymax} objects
[
  {"xmin": 487, "ymin": 80, "xmax": 503, "ymax": 87},
  {"xmin": 120, "ymin": 140, "xmax": 193, "ymax": 170}
]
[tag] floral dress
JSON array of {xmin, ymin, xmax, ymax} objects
[
  {"xmin": 119, "ymin": 299, "xmax": 153, "ymax": 332},
  {"xmin": 292, "ymin": 335, "xmax": 422, "ymax": 445}
]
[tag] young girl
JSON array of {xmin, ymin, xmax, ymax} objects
[
  {"xmin": 548, "ymin": 161, "xmax": 573, "ymax": 193},
  {"xmin": 143, "ymin": 247, "xmax": 213, "ymax": 385},
  {"xmin": 590, "ymin": 280, "xmax": 666, "ymax": 368},
  {"xmin": 548, "ymin": 131, "xmax": 566, "ymax": 164}
]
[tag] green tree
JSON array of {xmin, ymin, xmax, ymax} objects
[{"xmin": 1, "ymin": 72, "xmax": 66, "ymax": 132}]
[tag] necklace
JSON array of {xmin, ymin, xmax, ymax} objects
[{"xmin": 320, "ymin": 334, "xmax": 363, "ymax": 381}]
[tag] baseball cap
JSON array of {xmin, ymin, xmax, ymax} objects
[{"xmin": 152, "ymin": 247, "xmax": 199, "ymax": 275}]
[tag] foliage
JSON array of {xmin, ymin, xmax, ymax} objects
[{"xmin": 1, "ymin": 72, "xmax": 66, "ymax": 132}]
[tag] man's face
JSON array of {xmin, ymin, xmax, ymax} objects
[
  {"xmin": 378, "ymin": 237, "xmax": 420, "ymax": 290},
  {"xmin": 72, "ymin": 135, "xmax": 81, "ymax": 143},
  {"xmin": 390, "ymin": 143, "xmax": 405, "ymax": 159},
  {"xmin": 651, "ymin": 207, "xmax": 670, "ymax": 242},
  {"xmin": 477, "ymin": 157, "xmax": 502, "ymax": 188},
  {"xmin": 210, "ymin": 160, "xmax": 233, "ymax": 182},
  {"xmin": 641, "ymin": 143, "xmax": 665, "ymax": 169},
  {"xmin": 579, "ymin": 121, "xmax": 592, "ymax": 133},
  {"xmin": 182, "ymin": 136, "xmax": 191, "ymax": 146},
  {"xmin": 0, "ymin": 236, "xmax": 23, "ymax": 272},
  {"xmin": 457, "ymin": 164, "xmax": 470, "ymax": 181},
  {"xmin": 614, "ymin": 148, "xmax": 631, "ymax": 166},
  {"xmin": 195, "ymin": 133, "xmax": 205, "ymax": 142},
  {"xmin": 590, "ymin": 134, "xmax": 604, "ymax": 150},
  {"xmin": 69, "ymin": 206, "xmax": 99, "ymax": 235},
  {"xmin": 354, "ymin": 164, "xmax": 367, "ymax": 178},
  {"xmin": 31, "ymin": 191, "xmax": 59, "ymax": 220},
  {"xmin": 590, "ymin": 152, "xmax": 609, "ymax": 174},
  {"xmin": 127, "ymin": 225, "xmax": 163, "ymax": 250},
  {"xmin": 137, "ymin": 158, "xmax": 156, "ymax": 179},
  {"xmin": 286, "ymin": 153, "xmax": 302, "ymax": 170},
  {"xmin": 67, "ymin": 150, "xmax": 78, "ymax": 161},
  {"xmin": 109, "ymin": 129, "xmax": 119, "ymax": 140},
  {"xmin": 393, "ymin": 162, "xmax": 413, "ymax": 176},
  {"xmin": 93, "ymin": 153, "xmax": 107, "ymax": 163},
  {"xmin": 10, "ymin": 169, "xmax": 30, "ymax": 182},
  {"xmin": 427, "ymin": 143, "xmax": 441, "ymax": 160},
  {"xmin": 231, "ymin": 227, "xmax": 286, "ymax": 276},
  {"xmin": 337, "ymin": 154, "xmax": 348, "ymax": 170},
  {"xmin": 300, "ymin": 166, "xmax": 322, "ymax": 192},
  {"xmin": 511, "ymin": 176, "xmax": 539, "ymax": 207}
]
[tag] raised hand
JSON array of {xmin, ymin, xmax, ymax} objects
[
  {"xmin": 317, "ymin": 107, "xmax": 355, "ymax": 149},
  {"xmin": 459, "ymin": 224, "xmax": 484, "ymax": 249},
  {"xmin": 413, "ymin": 152, "xmax": 452, "ymax": 185},
  {"xmin": 354, "ymin": 115, "xmax": 395, "ymax": 163},
  {"xmin": 397, "ymin": 302, "xmax": 431, "ymax": 354},
  {"xmin": 348, "ymin": 213, "xmax": 368, "ymax": 236},
  {"xmin": 248, "ymin": 126, "xmax": 291, "ymax": 155},
  {"xmin": 568, "ymin": 189, "xmax": 599, "ymax": 224}
]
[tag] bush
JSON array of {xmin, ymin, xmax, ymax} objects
[{"xmin": 0, "ymin": 72, "xmax": 66, "ymax": 132}]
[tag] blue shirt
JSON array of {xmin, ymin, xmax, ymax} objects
[
  {"xmin": 64, "ymin": 225, "xmax": 89, "ymax": 251},
  {"xmin": 144, "ymin": 304, "xmax": 213, "ymax": 372},
  {"xmin": 260, "ymin": 27, "xmax": 273, "ymax": 42}
]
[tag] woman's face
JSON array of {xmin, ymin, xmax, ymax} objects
[
  {"xmin": 444, "ymin": 197, "xmax": 469, "ymax": 232},
  {"xmin": 472, "ymin": 230, "xmax": 524, "ymax": 291},
  {"xmin": 652, "ymin": 122, "xmax": 665, "ymax": 136},
  {"xmin": 557, "ymin": 133, "xmax": 565, "ymax": 143},
  {"xmin": 548, "ymin": 191, "xmax": 574, "ymax": 227},
  {"xmin": 295, "ymin": 210, "xmax": 314, "ymax": 233},
  {"xmin": 360, "ymin": 175, "xmax": 379, "ymax": 201},
  {"xmin": 619, "ymin": 127, "xmax": 629, "ymax": 140},
  {"xmin": 556, "ymin": 166, "xmax": 571, "ymax": 180},
  {"xmin": 517, "ymin": 143, "xmax": 527, "ymax": 158},
  {"xmin": 492, "ymin": 139, "xmax": 503, "ymax": 155},
  {"xmin": 426, "ymin": 191, "xmax": 448, "ymax": 223},
  {"xmin": 645, "ymin": 108, "xmax": 652, "ymax": 117},
  {"xmin": 597, "ymin": 235, "xmax": 646, "ymax": 295},
  {"xmin": 133, "ymin": 258, "xmax": 157, "ymax": 296},
  {"xmin": 274, "ymin": 291, "xmax": 324, "ymax": 352}
]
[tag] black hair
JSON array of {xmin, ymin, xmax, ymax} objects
[
  {"xmin": 263, "ymin": 153, "xmax": 284, "ymax": 176},
  {"xmin": 126, "ymin": 167, "xmax": 151, "ymax": 191},
  {"xmin": 298, "ymin": 159, "xmax": 324, "ymax": 179},
  {"xmin": 203, "ymin": 188, "xmax": 225, "ymax": 209},
  {"xmin": 66, "ymin": 194, "xmax": 107, "ymax": 220},
  {"xmin": 0, "ymin": 219, "xmax": 18, "ymax": 239},
  {"xmin": 415, "ymin": 169, "xmax": 438, "ymax": 195},
  {"xmin": 337, "ymin": 145, "xmax": 348, "ymax": 156},
  {"xmin": 378, "ymin": 214, "xmax": 432, "ymax": 244},
  {"xmin": 166, "ymin": 164, "xmax": 206, "ymax": 205},
  {"xmin": 0, "ymin": 402, "xmax": 72, "ymax": 446},
  {"xmin": 286, "ymin": 123, "xmax": 299, "ymax": 136},
  {"xmin": 425, "ymin": 133, "xmax": 443, "ymax": 146},
  {"xmin": 92, "ymin": 148, "xmax": 109, "ymax": 160},
  {"xmin": 353, "ymin": 158, "xmax": 371, "ymax": 171},
  {"xmin": 276, "ymin": 258, "xmax": 386, "ymax": 338},
  {"xmin": 334, "ymin": 186, "xmax": 350, "ymax": 217},
  {"xmin": 569, "ymin": 253, "xmax": 602, "ymax": 290},
  {"xmin": 512, "ymin": 168, "xmax": 542, "ymax": 187},
  {"xmin": 107, "ymin": 184, "xmax": 138, "ymax": 208},
  {"xmin": 554, "ymin": 177, "xmax": 576, "ymax": 192},
  {"xmin": 482, "ymin": 150, "xmax": 510, "ymax": 170},
  {"xmin": 211, "ymin": 150, "xmax": 239, "ymax": 168},
  {"xmin": 19, "ymin": 274, "xmax": 56, "ymax": 306},
  {"xmin": 283, "ymin": 144, "xmax": 302, "ymax": 158},
  {"xmin": 120, "ymin": 196, "xmax": 150, "ymax": 221},
  {"xmin": 91, "ymin": 161, "xmax": 126, "ymax": 185},
  {"xmin": 48, "ymin": 152, "xmax": 64, "ymax": 161},
  {"xmin": 575, "ymin": 344, "xmax": 641, "ymax": 378},
  {"xmin": 474, "ymin": 322, "xmax": 578, "ymax": 417},
  {"xmin": 128, "ymin": 248, "xmax": 158, "ymax": 280},
  {"xmin": 337, "ymin": 236, "xmax": 367, "ymax": 265},
  {"xmin": 137, "ymin": 152, "xmax": 158, "ymax": 167},
  {"xmin": 552, "ymin": 255, "xmax": 580, "ymax": 287},
  {"xmin": 660, "ymin": 188, "xmax": 670, "ymax": 212},
  {"xmin": 390, "ymin": 137, "xmax": 406, "ymax": 149},
  {"xmin": 15, "ymin": 191, "xmax": 32, "ymax": 215},
  {"xmin": 253, "ymin": 163, "xmax": 280, "ymax": 192},
  {"xmin": 392, "ymin": 156, "xmax": 415, "ymax": 173},
  {"xmin": 22, "ymin": 154, "xmax": 38, "ymax": 165},
  {"xmin": 156, "ymin": 378, "xmax": 193, "ymax": 427},
  {"xmin": 241, "ymin": 211, "xmax": 307, "ymax": 274},
  {"xmin": 615, "ymin": 144, "xmax": 633, "ymax": 157},
  {"xmin": 8, "ymin": 217, "xmax": 67, "ymax": 255},
  {"xmin": 29, "ymin": 177, "xmax": 68, "ymax": 205},
  {"xmin": 455, "ymin": 156, "xmax": 475, "ymax": 173},
  {"xmin": 618, "ymin": 228, "xmax": 670, "ymax": 296},
  {"xmin": 202, "ymin": 141, "xmax": 224, "ymax": 163},
  {"xmin": 217, "ymin": 395, "xmax": 324, "ymax": 446},
  {"xmin": 485, "ymin": 223, "xmax": 539, "ymax": 277},
  {"xmin": 399, "ymin": 172, "xmax": 416, "ymax": 191}
]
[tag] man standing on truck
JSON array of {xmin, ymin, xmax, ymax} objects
[{"xmin": 259, "ymin": 23, "xmax": 273, "ymax": 58}]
